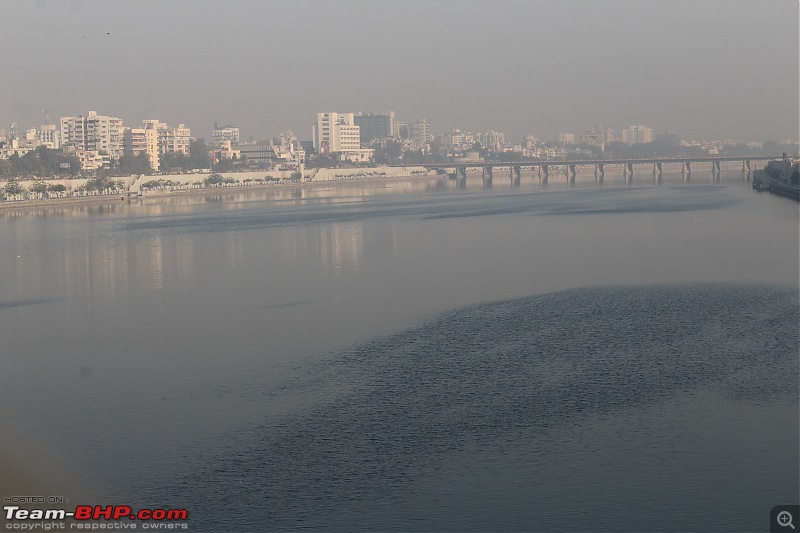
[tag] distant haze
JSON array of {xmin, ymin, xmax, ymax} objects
[{"xmin": 2, "ymin": 0, "xmax": 798, "ymax": 143}]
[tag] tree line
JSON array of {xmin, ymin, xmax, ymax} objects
[
  {"xmin": 0, "ymin": 146, "xmax": 81, "ymax": 177},
  {"xmin": 0, "ymin": 140, "xmax": 214, "ymax": 179}
]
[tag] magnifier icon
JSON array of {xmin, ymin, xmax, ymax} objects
[{"xmin": 778, "ymin": 510, "xmax": 796, "ymax": 530}]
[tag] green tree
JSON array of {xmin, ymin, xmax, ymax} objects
[
  {"xmin": 213, "ymin": 157, "xmax": 235, "ymax": 172},
  {"xmin": 372, "ymin": 140, "xmax": 403, "ymax": 164},
  {"xmin": 30, "ymin": 180, "xmax": 48, "ymax": 194},
  {"xmin": 116, "ymin": 153, "xmax": 152, "ymax": 175},
  {"xmin": 307, "ymin": 153, "xmax": 338, "ymax": 168},
  {"xmin": 5, "ymin": 179, "xmax": 24, "ymax": 196},
  {"xmin": 160, "ymin": 153, "xmax": 191, "ymax": 173},
  {"xmin": 205, "ymin": 172, "xmax": 224, "ymax": 186},
  {"xmin": 189, "ymin": 139, "xmax": 211, "ymax": 170},
  {"xmin": 86, "ymin": 176, "xmax": 116, "ymax": 192}
]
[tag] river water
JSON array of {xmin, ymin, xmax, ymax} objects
[{"xmin": 0, "ymin": 171, "xmax": 797, "ymax": 531}]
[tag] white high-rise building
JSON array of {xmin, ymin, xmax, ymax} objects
[
  {"xmin": 123, "ymin": 127, "xmax": 160, "ymax": 171},
  {"xmin": 313, "ymin": 112, "xmax": 361, "ymax": 153},
  {"xmin": 480, "ymin": 130, "xmax": 505, "ymax": 151},
  {"xmin": 622, "ymin": 125, "xmax": 654, "ymax": 145},
  {"xmin": 578, "ymin": 126, "xmax": 614, "ymax": 148},
  {"xmin": 143, "ymin": 120, "xmax": 191, "ymax": 156},
  {"xmin": 212, "ymin": 125, "xmax": 239, "ymax": 147},
  {"xmin": 312, "ymin": 112, "xmax": 373, "ymax": 161},
  {"xmin": 412, "ymin": 119, "xmax": 431, "ymax": 144},
  {"xmin": 38, "ymin": 124, "xmax": 61, "ymax": 149},
  {"xmin": 60, "ymin": 111, "xmax": 124, "ymax": 158}
]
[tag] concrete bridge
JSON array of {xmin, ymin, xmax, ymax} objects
[{"xmin": 393, "ymin": 155, "xmax": 780, "ymax": 186}]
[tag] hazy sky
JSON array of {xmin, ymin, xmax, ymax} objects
[{"xmin": 2, "ymin": 0, "xmax": 798, "ymax": 143}]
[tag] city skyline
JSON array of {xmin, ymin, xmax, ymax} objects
[{"xmin": 2, "ymin": 108, "xmax": 794, "ymax": 149}]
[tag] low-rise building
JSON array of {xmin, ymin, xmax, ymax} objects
[
  {"xmin": 558, "ymin": 132, "xmax": 575, "ymax": 144},
  {"xmin": 64, "ymin": 146, "xmax": 110, "ymax": 171},
  {"xmin": 212, "ymin": 125, "xmax": 240, "ymax": 147}
]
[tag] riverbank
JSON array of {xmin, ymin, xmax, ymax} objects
[
  {"xmin": 0, "ymin": 166, "xmax": 435, "ymax": 211},
  {"xmin": 0, "ymin": 174, "xmax": 441, "ymax": 212}
]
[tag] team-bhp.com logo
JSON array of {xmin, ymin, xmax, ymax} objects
[{"xmin": 4, "ymin": 504, "xmax": 189, "ymax": 529}]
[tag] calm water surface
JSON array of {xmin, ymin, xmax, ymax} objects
[{"xmin": 1, "ymin": 172, "xmax": 797, "ymax": 531}]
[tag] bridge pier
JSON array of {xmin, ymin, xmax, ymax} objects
[
  {"xmin": 457, "ymin": 166, "xmax": 467, "ymax": 188},
  {"xmin": 624, "ymin": 163, "xmax": 634, "ymax": 183},
  {"xmin": 512, "ymin": 165, "xmax": 521, "ymax": 186},
  {"xmin": 482, "ymin": 166, "xmax": 493, "ymax": 188},
  {"xmin": 653, "ymin": 162, "xmax": 663, "ymax": 175},
  {"xmin": 711, "ymin": 160, "xmax": 721, "ymax": 181},
  {"xmin": 540, "ymin": 164, "xmax": 549, "ymax": 184},
  {"xmin": 595, "ymin": 163, "xmax": 604, "ymax": 183},
  {"xmin": 682, "ymin": 162, "xmax": 691, "ymax": 183},
  {"xmin": 568, "ymin": 164, "xmax": 576, "ymax": 183}
]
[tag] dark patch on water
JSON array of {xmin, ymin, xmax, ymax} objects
[
  {"xmin": 113, "ymin": 186, "xmax": 737, "ymax": 234},
  {"xmin": 0, "ymin": 297, "xmax": 58, "ymax": 310},
  {"xmin": 157, "ymin": 284, "xmax": 798, "ymax": 531}
]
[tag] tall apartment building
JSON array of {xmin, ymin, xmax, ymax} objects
[
  {"xmin": 122, "ymin": 120, "xmax": 192, "ymax": 171},
  {"xmin": 38, "ymin": 124, "xmax": 61, "ymax": 149},
  {"xmin": 312, "ymin": 112, "xmax": 373, "ymax": 161},
  {"xmin": 411, "ymin": 119, "xmax": 431, "ymax": 144},
  {"xmin": 212, "ymin": 125, "xmax": 240, "ymax": 147},
  {"xmin": 442, "ymin": 129, "xmax": 474, "ymax": 148},
  {"xmin": 60, "ymin": 111, "xmax": 124, "ymax": 159},
  {"xmin": 142, "ymin": 120, "xmax": 191, "ymax": 156},
  {"xmin": 480, "ymin": 130, "xmax": 505, "ymax": 152},
  {"xmin": 168, "ymin": 124, "xmax": 191, "ymax": 156},
  {"xmin": 123, "ymin": 127, "xmax": 160, "ymax": 171},
  {"xmin": 578, "ymin": 126, "xmax": 614, "ymax": 147},
  {"xmin": 313, "ymin": 112, "xmax": 361, "ymax": 153},
  {"xmin": 353, "ymin": 111, "xmax": 396, "ymax": 145},
  {"xmin": 621, "ymin": 125, "xmax": 654, "ymax": 145}
]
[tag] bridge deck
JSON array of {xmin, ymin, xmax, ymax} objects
[{"xmin": 387, "ymin": 155, "xmax": 780, "ymax": 169}]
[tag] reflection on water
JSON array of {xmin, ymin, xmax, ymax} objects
[
  {"xmin": 0, "ymin": 164, "xmax": 764, "ymax": 221},
  {"xmin": 0, "ymin": 171, "xmax": 797, "ymax": 530}
]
